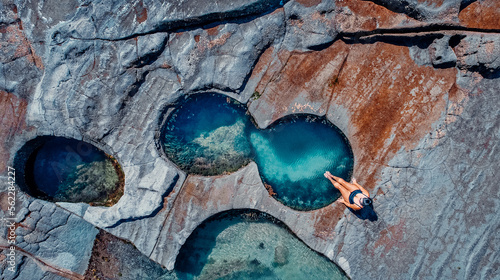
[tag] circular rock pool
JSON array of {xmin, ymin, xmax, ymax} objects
[
  {"xmin": 160, "ymin": 93, "xmax": 354, "ymax": 210},
  {"xmin": 16, "ymin": 136, "xmax": 124, "ymax": 205}
]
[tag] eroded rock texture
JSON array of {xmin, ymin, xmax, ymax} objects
[{"xmin": 0, "ymin": 0, "xmax": 499, "ymax": 279}]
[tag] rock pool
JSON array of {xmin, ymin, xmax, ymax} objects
[
  {"xmin": 161, "ymin": 93, "xmax": 253, "ymax": 175},
  {"xmin": 17, "ymin": 136, "xmax": 123, "ymax": 204},
  {"xmin": 161, "ymin": 93, "xmax": 354, "ymax": 210},
  {"xmin": 175, "ymin": 210, "xmax": 348, "ymax": 280}
]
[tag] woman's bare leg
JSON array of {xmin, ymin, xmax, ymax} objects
[
  {"xmin": 331, "ymin": 175, "xmax": 358, "ymax": 192},
  {"xmin": 325, "ymin": 172, "xmax": 351, "ymax": 202},
  {"xmin": 335, "ymin": 182, "xmax": 352, "ymax": 203}
]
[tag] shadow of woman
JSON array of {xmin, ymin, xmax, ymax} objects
[{"xmin": 349, "ymin": 205, "xmax": 378, "ymax": 221}]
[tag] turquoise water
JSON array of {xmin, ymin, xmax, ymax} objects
[
  {"xmin": 161, "ymin": 93, "xmax": 354, "ymax": 210},
  {"xmin": 175, "ymin": 210, "xmax": 348, "ymax": 280},
  {"xmin": 250, "ymin": 115, "xmax": 353, "ymax": 210},
  {"xmin": 27, "ymin": 137, "xmax": 121, "ymax": 203}
]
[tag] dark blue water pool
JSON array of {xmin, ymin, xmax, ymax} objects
[
  {"xmin": 162, "ymin": 94, "xmax": 253, "ymax": 175},
  {"xmin": 175, "ymin": 210, "xmax": 348, "ymax": 280},
  {"xmin": 160, "ymin": 93, "xmax": 354, "ymax": 210},
  {"xmin": 26, "ymin": 137, "xmax": 122, "ymax": 204}
]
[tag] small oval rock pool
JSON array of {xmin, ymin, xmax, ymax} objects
[
  {"xmin": 160, "ymin": 93, "xmax": 354, "ymax": 210},
  {"xmin": 176, "ymin": 210, "xmax": 348, "ymax": 280},
  {"xmin": 15, "ymin": 136, "xmax": 124, "ymax": 205}
]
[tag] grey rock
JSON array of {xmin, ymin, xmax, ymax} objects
[
  {"xmin": 26, "ymin": 33, "xmax": 185, "ymax": 227},
  {"xmin": 15, "ymin": 0, "xmax": 81, "ymax": 59},
  {"xmin": 68, "ymin": 0, "xmax": 287, "ymax": 40},
  {"xmin": 429, "ymin": 35, "xmax": 458, "ymax": 68},
  {"xmin": 408, "ymin": 41, "xmax": 434, "ymax": 66},
  {"xmin": 38, "ymin": 203, "xmax": 56, "ymax": 217},
  {"xmin": 0, "ymin": 196, "xmax": 98, "ymax": 276},
  {"xmin": 282, "ymin": 0, "xmax": 338, "ymax": 51},
  {"xmin": 0, "ymin": 20, "xmax": 42, "ymax": 98},
  {"xmin": 37, "ymin": 215, "xmax": 96, "ymax": 273},
  {"xmin": 4, "ymin": 256, "xmax": 33, "ymax": 280},
  {"xmin": 55, "ymin": 202, "xmax": 89, "ymax": 217},
  {"xmin": 14, "ymin": 0, "xmax": 287, "ymax": 48},
  {"xmin": 18, "ymin": 1, "xmax": 330, "ymax": 232},
  {"xmin": 274, "ymin": 244, "xmax": 289, "ymax": 266},
  {"xmin": 28, "ymin": 200, "xmax": 44, "ymax": 212},
  {"xmin": 409, "ymin": 33, "xmax": 500, "ymax": 76},
  {"xmin": 168, "ymin": 10, "xmax": 284, "ymax": 92},
  {"xmin": 367, "ymin": 0, "xmax": 462, "ymax": 21},
  {"xmin": 454, "ymin": 34, "xmax": 500, "ymax": 76},
  {"xmin": 2, "ymin": 0, "xmax": 500, "ymax": 279},
  {"xmin": 0, "ymin": 1, "xmax": 17, "ymax": 24},
  {"xmin": 143, "ymin": 163, "xmax": 322, "ymax": 270},
  {"xmin": 330, "ymin": 72, "xmax": 500, "ymax": 280},
  {"xmin": 2, "ymin": 255, "xmax": 71, "ymax": 280},
  {"xmin": 104, "ymin": 175, "xmax": 185, "ymax": 259}
]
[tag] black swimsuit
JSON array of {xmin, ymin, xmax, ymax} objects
[{"xmin": 349, "ymin": 189, "xmax": 364, "ymax": 205}]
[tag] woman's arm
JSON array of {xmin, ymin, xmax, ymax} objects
[
  {"xmin": 338, "ymin": 197, "xmax": 361, "ymax": 210},
  {"xmin": 353, "ymin": 178, "xmax": 370, "ymax": 197},
  {"xmin": 346, "ymin": 202, "xmax": 361, "ymax": 211}
]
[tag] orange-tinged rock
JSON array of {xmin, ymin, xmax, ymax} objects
[
  {"xmin": 251, "ymin": 46, "xmax": 275, "ymax": 79},
  {"xmin": 0, "ymin": 22, "xmax": 43, "ymax": 68},
  {"xmin": 459, "ymin": 0, "xmax": 500, "ymax": 29},
  {"xmin": 329, "ymin": 42, "xmax": 456, "ymax": 188},
  {"xmin": 249, "ymin": 44, "xmax": 349, "ymax": 126},
  {"xmin": 196, "ymin": 32, "xmax": 232, "ymax": 52},
  {"xmin": 134, "ymin": 0, "xmax": 148, "ymax": 23},
  {"xmin": 0, "ymin": 91, "xmax": 28, "ymax": 173},
  {"xmin": 206, "ymin": 25, "xmax": 220, "ymax": 36},
  {"xmin": 335, "ymin": 0, "xmax": 419, "ymax": 32},
  {"xmin": 249, "ymin": 40, "xmax": 456, "ymax": 191},
  {"xmin": 310, "ymin": 201, "xmax": 344, "ymax": 239},
  {"xmin": 296, "ymin": 0, "xmax": 322, "ymax": 8},
  {"xmin": 0, "ymin": 24, "xmax": 29, "ymax": 60}
]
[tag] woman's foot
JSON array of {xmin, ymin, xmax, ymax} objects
[{"xmin": 324, "ymin": 171, "xmax": 332, "ymax": 179}]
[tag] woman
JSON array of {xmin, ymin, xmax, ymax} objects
[{"xmin": 324, "ymin": 171, "xmax": 372, "ymax": 211}]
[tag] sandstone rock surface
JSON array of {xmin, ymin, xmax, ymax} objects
[
  {"xmin": 0, "ymin": 193, "xmax": 97, "ymax": 280},
  {"xmin": 0, "ymin": 0, "xmax": 499, "ymax": 279}
]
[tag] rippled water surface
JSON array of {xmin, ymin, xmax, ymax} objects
[{"xmin": 161, "ymin": 93, "xmax": 354, "ymax": 210}]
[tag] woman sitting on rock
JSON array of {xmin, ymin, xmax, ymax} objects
[{"xmin": 324, "ymin": 171, "xmax": 372, "ymax": 211}]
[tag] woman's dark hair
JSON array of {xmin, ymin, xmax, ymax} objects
[{"xmin": 361, "ymin": 197, "xmax": 372, "ymax": 206}]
